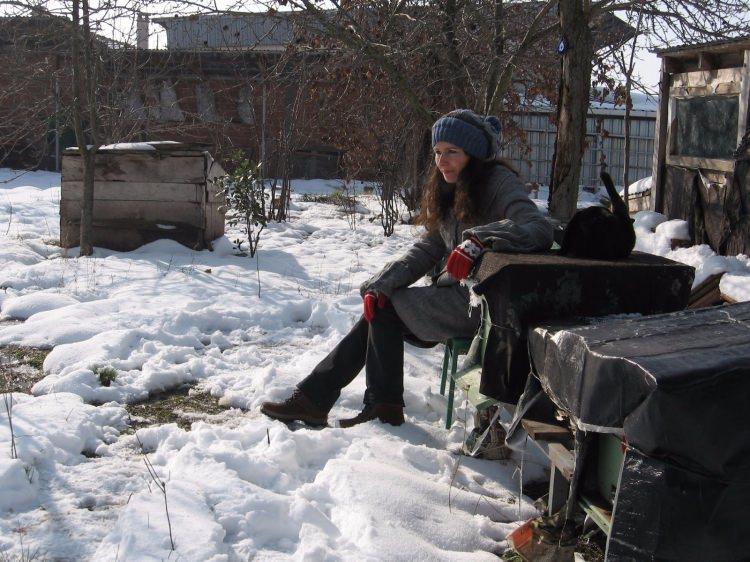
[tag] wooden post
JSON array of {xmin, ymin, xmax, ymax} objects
[
  {"xmin": 548, "ymin": 465, "xmax": 570, "ymax": 516},
  {"xmin": 652, "ymin": 57, "xmax": 671, "ymax": 214},
  {"xmin": 737, "ymin": 49, "xmax": 750, "ymax": 150}
]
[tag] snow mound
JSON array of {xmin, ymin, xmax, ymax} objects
[
  {"xmin": 95, "ymin": 479, "xmax": 229, "ymax": 562},
  {"xmin": 1, "ymin": 393, "xmax": 127, "ymax": 464},
  {"xmin": 0, "ymin": 458, "xmax": 37, "ymax": 513},
  {"xmin": 633, "ymin": 210, "xmax": 667, "ymax": 232},
  {"xmin": 621, "ymin": 176, "xmax": 652, "ymax": 196},
  {"xmin": 0, "ymin": 393, "xmax": 127, "ymax": 515},
  {"xmin": 1, "ymin": 292, "xmax": 79, "ymax": 320},
  {"xmin": 721, "ymin": 272, "xmax": 750, "ymax": 303},
  {"xmin": 655, "ymin": 219, "xmax": 689, "ymax": 241},
  {"xmin": 121, "ymin": 421, "xmax": 537, "ymax": 561}
]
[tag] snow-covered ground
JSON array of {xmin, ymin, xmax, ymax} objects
[{"xmin": 0, "ymin": 168, "xmax": 748, "ymax": 560}]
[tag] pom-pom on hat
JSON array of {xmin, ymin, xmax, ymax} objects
[{"xmin": 431, "ymin": 109, "xmax": 502, "ymax": 161}]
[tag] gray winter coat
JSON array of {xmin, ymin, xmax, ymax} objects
[{"xmin": 360, "ymin": 164, "xmax": 553, "ymax": 342}]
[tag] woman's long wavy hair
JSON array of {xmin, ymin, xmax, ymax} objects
[{"xmin": 416, "ymin": 157, "xmax": 517, "ymax": 234}]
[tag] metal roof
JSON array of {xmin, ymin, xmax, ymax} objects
[
  {"xmin": 521, "ymin": 90, "xmax": 658, "ymax": 117},
  {"xmin": 654, "ymin": 34, "xmax": 750, "ymax": 56}
]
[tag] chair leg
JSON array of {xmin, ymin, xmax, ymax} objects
[
  {"xmin": 440, "ymin": 343, "xmax": 450, "ymax": 396},
  {"xmin": 446, "ymin": 344, "xmax": 462, "ymax": 429},
  {"xmin": 446, "ymin": 375, "xmax": 456, "ymax": 429}
]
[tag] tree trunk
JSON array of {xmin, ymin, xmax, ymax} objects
[
  {"xmin": 415, "ymin": 127, "xmax": 433, "ymax": 206},
  {"xmin": 70, "ymin": 0, "xmax": 98, "ymax": 256},
  {"xmin": 622, "ymin": 81, "xmax": 632, "ymax": 203},
  {"xmin": 548, "ymin": 0, "xmax": 593, "ymax": 223},
  {"xmin": 400, "ymin": 127, "xmax": 432, "ymax": 214},
  {"xmin": 441, "ymin": 0, "xmax": 467, "ymax": 108},
  {"xmin": 79, "ymin": 149, "xmax": 95, "ymax": 256}
]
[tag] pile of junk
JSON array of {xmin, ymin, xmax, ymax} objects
[{"xmin": 461, "ymin": 251, "xmax": 750, "ymax": 561}]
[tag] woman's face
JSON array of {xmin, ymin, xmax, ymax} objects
[{"xmin": 433, "ymin": 141, "xmax": 470, "ymax": 184}]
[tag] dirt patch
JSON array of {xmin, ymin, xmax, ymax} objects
[
  {"xmin": 0, "ymin": 346, "xmax": 50, "ymax": 394},
  {"xmin": 125, "ymin": 385, "xmax": 232, "ymax": 431}
]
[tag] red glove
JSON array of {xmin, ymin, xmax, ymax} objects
[
  {"xmin": 363, "ymin": 291, "xmax": 388, "ymax": 322},
  {"xmin": 446, "ymin": 236, "xmax": 483, "ymax": 280}
]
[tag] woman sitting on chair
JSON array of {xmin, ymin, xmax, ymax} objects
[{"xmin": 261, "ymin": 109, "xmax": 553, "ymax": 428}]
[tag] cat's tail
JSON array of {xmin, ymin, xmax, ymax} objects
[{"xmin": 600, "ymin": 171, "xmax": 631, "ymax": 221}]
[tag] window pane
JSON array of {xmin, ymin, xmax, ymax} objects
[{"xmin": 674, "ymin": 95, "xmax": 739, "ymax": 159}]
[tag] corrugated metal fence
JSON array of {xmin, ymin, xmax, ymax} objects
[{"xmin": 503, "ymin": 110, "xmax": 656, "ymax": 188}]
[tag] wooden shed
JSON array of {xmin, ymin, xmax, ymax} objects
[
  {"xmin": 61, "ymin": 141, "xmax": 226, "ymax": 251},
  {"xmin": 651, "ymin": 35, "xmax": 750, "ymax": 255}
]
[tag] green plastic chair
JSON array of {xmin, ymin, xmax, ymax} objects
[
  {"xmin": 441, "ymin": 297, "xmax": 493, "ymax": 429},
  {"xmin": 440, "ymin": 337, "xmax": 472, "ymax": 429}
]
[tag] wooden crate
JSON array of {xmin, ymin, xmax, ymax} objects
[
  {"xmin": 626, "ymin": 188, "xmax": 651, "ymax": 214},
  {"xmin": 60, "ymin": 142, "xmax": 226, "ymax": 251}
]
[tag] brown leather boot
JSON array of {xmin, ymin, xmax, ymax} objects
[
  {"xmin": 338, "ymin": 403, "xmax": 404, "ymax": 428},
  {"xmin": 260, "ymin": 389, "xmax": 328, "ymax": 426}
]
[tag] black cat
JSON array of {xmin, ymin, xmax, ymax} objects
[{"xmin": 559, "ymin": 171, "xmax": 636, "ymax": 260}]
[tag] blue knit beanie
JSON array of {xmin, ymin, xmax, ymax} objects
[{"xmin": 431, "ymin": 109, "xmax": 502, "ymax": 161}]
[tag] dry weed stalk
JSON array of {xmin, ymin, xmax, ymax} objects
[{"xmin": 135, "ymin": 433, "xmax": 175, "ymax": 551}]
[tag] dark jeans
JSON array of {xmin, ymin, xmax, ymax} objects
[{"xmin": 297, "ymin": 302, "xmax": 436, "ymax": 411}]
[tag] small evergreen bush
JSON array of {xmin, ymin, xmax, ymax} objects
[
  {"xmin": 216, "ymin": 151, "xmax": 268, "ymax": 257},
  {"xmin": 93, "ymin": 365, "xmax": 117, "ymax": 387}
]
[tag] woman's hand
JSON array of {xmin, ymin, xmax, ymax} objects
[
  {"xmin": 446, "ymin": 236, "xmax": 483, "ymax": 280},
  {"xmin": 363, "ymin": 291, "xmax": 388, "ymax": 322}
]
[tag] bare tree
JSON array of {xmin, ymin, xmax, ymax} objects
[
  {"xmin": 258, "ymin": 1, "xmax": 562, "ymax": 235},
  {"xmin": 611, "ymin": 10, "xmax": 646, "ymax": 202},
  {"xmin": 69, "ymin": 0, "xmax": 100, "ymax": 255},
  {"xmin": 1, "ymin": 2, "xmax": 293, "ymax": 255},
  {"xmin": 264, "ymin": 2, "xmax": 559, "ymax": 170},
  {"xmin": 0, "ymin": 1, "xmax": 152, "ymax": 254}
]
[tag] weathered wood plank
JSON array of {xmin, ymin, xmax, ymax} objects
[
  {"xmin": 60, "ymin": 199, "xmax": 203, "ymax": 226},
  {"xmin": 529, "ymin": 438, "xmax": 575, "ymax": 481},
  {"xmin": 204, "ymin": 202, "xmax": 225, "ymax": 239},
  {"xmin": 671, "ymin": 67, "xmax": 743, "ymax": 91},
  {"xmin": 738, "ymin": 50, "xmax": 750, "ymax": 149},
  {"xmin": 627, "ymin": 190, "xmax": 651, "ymax": 214},
  {"xmin": 60, "ymin": 223, "xmax": 205, "ymax": 252},
  {"xmin": 666, "ymin": 155, "xmax": 735, "ymax": 172},
  {"xmin": 549, "ymin": 465, "xmax": 570, "ymax": 516},
  {"xmin": 206, "ymin": 159, "xmax": 226, "ymax": 180},
  {"xmin": 206, "ymin": 180, "xmax": 226, "ymax": 204},
  {"xmin": 548, "ymin": 443, "xmax": 575, "ymax": 480},
  {"xmin": 521, "ymin": 419, "xmax": 572, "ymax": 442},
  {"xmin": 688, "ymin": 272, "xmax": 725, "ymax": 309},
  {"xmin": 62, "ymin": 153, "xmax": 206, "ymax": 183},
  {"xmin": 62, "ymin": 180, "xmax": 203, "ymax": 203},
  {"xmin": 652, "ymin": 58, "xmax": 670, "ymax": 213},
  {"xmin": 205, "ymin": 155, "xmax": 227, "ymax": 203}
]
